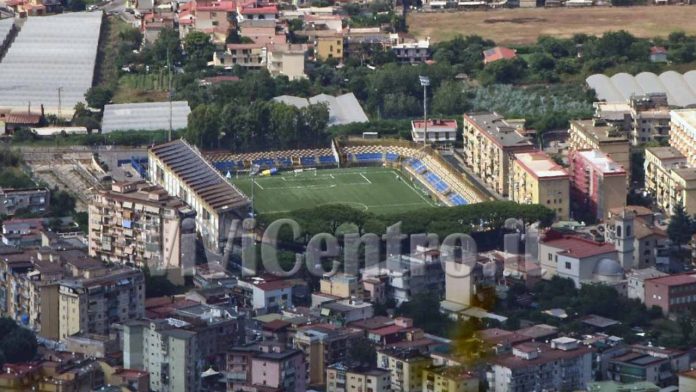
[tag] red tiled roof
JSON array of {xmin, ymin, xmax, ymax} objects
[
  {"xmin": 650, "ymin": 46, "xmax": 667, "ymax": 55},
  {"xmin": 241, "ymin": 5, "xmax": 277, "ymax": 14},
  {"xmin": 2, "ymin": 112, "xmax": 41, "ymax": 125},
  {"xmin": 196, "ymin": 0, "xmax": 236, "ymax": 12},
  {"xmin": 483, "ymin": 46, "xmax": 517, "ymax": 64},
  {"xmin": 480, "ymin": 328, "xmax": 531, "ymax": 345},
  {"xmin": 646, "ymin": 273, "xmax": 696, "ymax": 287},
  {"xmin": 263, "ymin": 319, "xmax": 291, "ymax": 331},
  {"xmin": 226, "ymin": 43, "xmax": 265, "ymax": 50},
  {"xmin": 369, "ymin": 324, "xmax": 406, "ymax": 336},
  {"xmin": 255, "ymin": 279, "xmax": 294, "ymax": 291},
  {"xmin": 541, "ymin": 234, "xmax": 616, "ymax": 259},
  {"xmin": 412, "ymin": 119, "xmax": 457, "ymax": 129}
]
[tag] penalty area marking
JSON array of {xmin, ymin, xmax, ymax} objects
[{"xmin": 359, "ymin": 173, "xmax": 372, "ymax": 184}]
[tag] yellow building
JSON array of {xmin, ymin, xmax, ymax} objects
[
  {"xmin": 511, "ymin": 151, "xmax": 570, "ymax": 220},
  {"xmin": 377, "ymin": 348, "xmax": 432, "ymax": 392},
  {"xmin": 668, "ymin": 168, "xmax": 696, "ymax": 216},
  {"xmin": 423, "ymin": 366, "xmax": 479, "ymax": 392},
  {"xmin": 315, "ymin": 34, "xmax": 344, "ymax": 61},
  {"xmin": 319, "ymin": 273, "xmax": 359, "ymax": 298},
  {"xmin": 462, "ymin": 112, "xmax": 534, "ymax": 197},
  {"xmin": 670, "ymin": 109, "xmax": 696, "ymax": 166},
  {"xmin": 644, "ymin": 146, "xmax": 688, "ymax": 215},
  {"xmin": 568, "ymin": 119, "xmax": 631, "ymax": 178},
  {"xmin": 326, "ymin": 363, "xmax": 391, "ymax": 392},
  {"xmin": 58, "ymin": 268, "xmax": 144, "ymax": 340}
]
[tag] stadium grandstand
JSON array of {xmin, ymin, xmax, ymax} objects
[{"xmin": 203, "ymin": 138, "xmax": 494, "ymax": 207}]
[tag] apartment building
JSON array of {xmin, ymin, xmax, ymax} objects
[
  {"xmin": 569, "ymin": 149, "xmax": 627, "ymax": 221},
  {"xmin": 88, "ymin": 181, "xmax": 196, "ymax": 280},
  {"xmin": 644, "ymin": 146, "xmax": 688, "ymax": 215},
  {"xmin": 608, "ymin": 346, "xmax": 689, "ymax": 386},
  {"xmin": 1, "ymin": 217, "xmax": 45, "ymax": 247},
  {"xmin": 266, "ymin": 43, "xmax": 308, "ymax": 80},
  {"xmin": 0, "ymin": 187, "xmax": 49, "ymax": 216},
  {"xmin": 488, "ymin": 338, "xmax": 593, "ymax": 392},
  {"xmin": 362, "ymin": 251, "xmax": 445, "ymax": 305},
  {"xmin": 180, "ymin": 0, "xmax": 236, "ymax": 44},
  {"xmin": 123, "ymin": 303, "xmax": 245, "ymax": 392},
  {"xmin": 422, "ymin": 366, "xmax": 479, "ymax": 392},
  {"xmin": 227, "ymin": 342, "xmax": 306, "ymax": 392},
  {"xmin": 411, "ymin": 119, "xmax": 457, "ymax": 146},
  {"xmin": 645, "ymin": 149, "xmax": 696, "ymax": 216},
  {"xmin": 234, "ymin": 278, "xmax": 294, "ymax": 313},
  {"xmin": 462, "ymin": 112, "xmax": 534, "ymax": 197},
  {"xmin": 511, "ymin": 151, "xmax": 570, "ymax": 220},
  {"xmin": 315, "ymin": 34, "xmax": 344, "ymax": 61},
  {"xmin": 594, "ymin": 93, "xmax": 670, "ymax": 146},
  {"xmin": 670, "ymin": 109, "xmax": 696, "ymax": 166},
  {"xmin": 568, "ymin": 119, "xmax": 631, "ymax": 177},
  {"xmin": 294, "ymin": 324, "xmax": 364, "ymax": 386},
  {"xmin": 0, "ymin": 248, "xmax": 107, "ymax": 340},
  {"xmin": 148, "ymin": 139, "xmax": 249, "ymax": 254},
  {"xmin": 644, "ymin": 273, "xmax": 696, "ymax": 315},
  {"xmin": 213, "ymin": 43, "xmax": 265, "ymax": 68},
  {"xmin": 391, "ymin": 40, "xmax": 430, "ymax": 64},
  {"xmin": 319, "ymin": 273, "xmax": 359, "ymax": 298},
  {"xmin": 326, "ymin": 362, "xmax": 391, "ymax": 392},
  {"xmin": 58, "ymin": 267, "xmax": 145, "ymax": 339},
  {"xmin": 377, "ymin": 348, "xmax": 432, "ymax": 392}
]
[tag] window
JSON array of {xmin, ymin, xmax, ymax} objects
[
  {"xmin": 565, "ymin": 262, "xmax": 571, "ymax": 270},
  {"xmin": 548, "ymin": 253, "xmax": 553, "ymax": 261}
]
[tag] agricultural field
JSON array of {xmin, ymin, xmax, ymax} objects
[
  {"xmin": 408, "ymin": 6, "xmax": 696, "ymax": 44},
  {"xmin": 230, "ymin": 167, "xmax": 438, "ymax": 215}
]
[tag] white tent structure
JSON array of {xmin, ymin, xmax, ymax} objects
[
  {"xmin": 0, "ymin": 12, "xmax": 103, "ymax": 118},
  {"xmin": 587, "ymin": 71, "xmax": 696, "ymax": 107}
]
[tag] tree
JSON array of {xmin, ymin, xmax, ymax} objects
[
  {"xmin": 143, "ymin": 28, "xmax": 183, "ymax": 67},
  {"xmin": 348, "ymin": 337, "xmax": 377, "ymax": 367},
  {"xmin": 478, "ymin": 58, "xmax": 527, "ymax": 85},
  {"xmin": 85, "ymin": 86, "xmax": 114, "ymax": 110},
  {"xmin": 667, "ymin": 203, "xmax": 693, "ymax": 247},
  {"xmin": 184, "ymin": 31, "xmax": 215, "ymax": 71},
  {"xmin": 185, "ymin": 104, "xmax": 221, "ymax": 148},
  {"xmin": 0, "ymin": 327, "xmax": 37, "ymax": 363},
  {"xmin": 432, "ymin": 81, "xmax": 469, "ymax": 115},
  {"xmin": 0, "ymin": 317, "xmax": 37, "ymax": 364}
]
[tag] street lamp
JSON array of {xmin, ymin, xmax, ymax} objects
[{"xmin": 419, "ymin": 75, "xmax": 430, "ymax": 146}]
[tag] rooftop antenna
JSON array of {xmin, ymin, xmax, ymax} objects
[{"xmin": 167, "ymin": 49, "xmax": 173, "ymax": 142}]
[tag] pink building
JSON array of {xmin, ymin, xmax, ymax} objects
[
  {"xmin": 569, "ymin": 149, "xmax": 627, "ymax": 221},
  {"xmin": 228, "ymin": 342, "xmax": 306, "ymax": 392}
]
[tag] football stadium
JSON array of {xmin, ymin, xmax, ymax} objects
[{"xmin": 205, "ymin": 139, "xmax": 494, "ymax": 215}]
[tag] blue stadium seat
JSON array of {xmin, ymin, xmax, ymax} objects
[
  {"xmin": 301, "ymin": 156, "xmax": 317, "ymax": 166},
  {"xmin": 408, "ymin": 159, "xmax": 427, "ymax": 174},
  {"xmin": 319, "ymin": 155, "xmax": 336, "ymax": 164},
  {"xmin": 424, "ymin": 172, "xmax": 449, "ymax": 193},
  {"xmin": 386, "ymin": 152, "xmax": 399, "ymax": 162},
  {"xmin": 252, "ymin": 158, "xmax": 275, "ymax": 167},
  {"xmin": 277, "ymin": 158, "xmax": 292, "ymax": 167},
  {"xmin": 449, "ymin": 194, "xmax": 468, "ymax": 206},
  {"xmin": 355, "ymin": 153, "xmax": 383, "ymax": 162}
]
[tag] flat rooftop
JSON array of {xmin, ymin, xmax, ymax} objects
[
  {"xmin": 514, "ymin": 151, "xmax": 568, "ymax": 179},
  {"xmin": 645, "ymin": 146, "xmax": 685, "ymax": 162},
  {"xmin": 672, "ymin": 167, "xmax": 696, "ymax": 183},
  {"xmin": 576, "ymin": 150, "xmax": 626, "ymax": 174},
  {"xmin": 464, "ymin": 112, "xmax": 532, "ymax": 149},
  {"xmin": 672, "ymin": 109, "xmax": 696, "ymax": 131},
  {"xmin": 570, "ymin": 119, "xmax": 627, "ymax": 143}
]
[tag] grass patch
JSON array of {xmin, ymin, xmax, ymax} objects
[
  {"xmin": 230, "ymin": 167, "xmax": 438, "ymax": 215},
  {"xmin": 408, "ymin": 6, "xmax": 696, "ymax": 44}
]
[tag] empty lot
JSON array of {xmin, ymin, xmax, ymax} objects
[{"xmin": 408, "ymin": 6, "xmax": 696, "ymax": 44}]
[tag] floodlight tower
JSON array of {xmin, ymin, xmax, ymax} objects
[{"xmin": 419, "ymin": 75, "xmax": 430, "ymax": 146}]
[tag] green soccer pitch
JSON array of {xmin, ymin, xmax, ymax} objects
[{"xmin": 230, "ymin": 167, "xmax": 438, "ymax": 215}]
